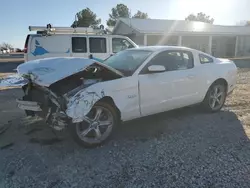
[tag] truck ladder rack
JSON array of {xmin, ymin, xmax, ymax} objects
[{"xmin": 29, "ymin": 24, "xmax": 108, "ymax": 35}]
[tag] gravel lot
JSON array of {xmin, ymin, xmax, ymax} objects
[{"xmin": 0, "ymin": 69, "xmax": 250, "ymax": 188}]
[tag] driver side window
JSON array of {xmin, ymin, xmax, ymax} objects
[
  {"xmin": 112, "ymin": 38, "xmax": 134, "ymax": 53},
  {"xmin": 140, "ymin": 50, "xmax": 194, "ymax": 74}
]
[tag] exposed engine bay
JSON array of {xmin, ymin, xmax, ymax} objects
[{"xmin": 19, "ymin": 63, "xmax": 121, "ymax": 131}]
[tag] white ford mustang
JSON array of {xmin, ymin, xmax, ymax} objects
[{"xmin": 16, "ymin": 46, "xmax": 237, "ymax": 147}]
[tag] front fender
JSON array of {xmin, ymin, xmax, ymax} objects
[
  {"xmin": 66, "ymin": 86, "xmax": 106, "ymax": 123},
  {"xmin": 66, "ymin": 76, "xmax": 140, "ymax": 123}
]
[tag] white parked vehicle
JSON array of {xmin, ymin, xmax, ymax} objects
[
  {"xmin": 23, "ymin": 24, "xmax": 138, "ymax": 62},
  {"xmin": 16, "ymin": 46, "xmax": 237, "ymax": 147}
]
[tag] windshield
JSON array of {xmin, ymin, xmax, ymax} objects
[{"xmin": 102, "ymin": 50, "xmax": 153, "ymax": 76}]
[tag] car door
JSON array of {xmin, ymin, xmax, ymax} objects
[{"xmin": 138, "ymin": 50, "xmax": 200, "ymax": 117}]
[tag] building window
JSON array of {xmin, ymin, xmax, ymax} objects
[
  {"xmin": 72, "ymin": 37, "xmax": 87, "ymax": 53},
  {"xmin": 199, "ymin": 54, "xmax": 214, "ymax": 64},
  {"xmin": 89, "ymin": 38, "xmax": 107, "ymax": 53}
]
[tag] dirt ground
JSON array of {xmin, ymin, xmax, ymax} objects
[{"xmin": 0, "ymin": 69, "xmax": 250, "ymax": 187}]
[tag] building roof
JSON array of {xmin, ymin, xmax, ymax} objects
[{"xmin": 113, "ymin": 18, "xmax": 250, "ymax": 35}]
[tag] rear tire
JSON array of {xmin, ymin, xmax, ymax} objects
[
  {"xmin": 69, "ymin": 101, "xmax": 119, "ymax": 148},
  {"xmin": 202, "ymin": 82, "xmax": 227, "ymax": 112}
]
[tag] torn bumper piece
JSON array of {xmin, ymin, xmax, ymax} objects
[{"xmin": 16, "ymin": 99, "xmax": 42, "ymax": 112}]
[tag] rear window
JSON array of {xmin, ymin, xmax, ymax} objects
[
  {"xmin": 72, "ymin": 37, "xmax": 87, "ymax": 53},
  {"xmin": 89, "ymin": 38, "xmax": 106, "ymax": 53},
  {"xmin": 199, "ymin": 54, "xmax": 214, "ymax": 64}
]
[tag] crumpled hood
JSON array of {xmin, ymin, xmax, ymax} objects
[{"xmin": 17, "ymin": 57, "xmax": 122, "ymax": 87}]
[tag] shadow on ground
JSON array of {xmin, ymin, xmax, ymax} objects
[{"xmin": 1, "ymin": 105, "xmax": 246, "ymax": 148}]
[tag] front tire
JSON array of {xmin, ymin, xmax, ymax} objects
[
  {"xmin": 202, "ymin": 82, "xmax": 227, "ymax": 112},
  {"xmin": 69, "ymin": 101, "xmax": 119, "ymax": 148}
]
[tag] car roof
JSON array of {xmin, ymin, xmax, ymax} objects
[
  {"xmin": 127, "ymin": 45, "xmax": 216, "ymax": 58},
  {"xmin": 127, "ymin": 45, "xmax": 195, "ymax": 52},
  {"xmin": 28, "ymin": 34, "xmax": 129, "ymax": 38}
]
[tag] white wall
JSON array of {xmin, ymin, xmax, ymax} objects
[
  {"xmin": 147, "ymin": 35, "xmax": 178, "ymax": 46},
  {"xmin": 182, "ymin": 36, "xmax": 210, "ymax": 53}
]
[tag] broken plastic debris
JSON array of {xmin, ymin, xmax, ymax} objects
[{"xmin": 0, "ymin": 74, "xmax": 28, "ymax": 87}]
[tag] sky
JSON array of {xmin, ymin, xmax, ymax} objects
[{"xmin": 0, "ymin": 0, "xmax": 249, "ymax": 48}]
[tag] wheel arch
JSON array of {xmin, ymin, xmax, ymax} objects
[
  {"xmin": 201, "ymin": 78, "xmax": 228, "ymax": 112},
  {"xmin": 203, "ymin": 78, "xmax": 228, "ymax": 101},
  {"xmin": 210, "ymin": 78, "xmax": 228, "ymax": 92},
  {"xmin": 69, "ymin": 96, "xmax": 121, "ymax": 148},
  {"xmin": 97, "ymin": 96, "xmax": 121, "ymax": 121}
]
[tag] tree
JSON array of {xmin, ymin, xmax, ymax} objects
[
  {"xmin": 71, "ymin": 8, "xmax": 101, "ymax": 28},
  {"xmin": 107, "ymin": 4, "xmax": 130, "ymax": 26},
  {"xmin": 132, "ymin": 10, "xmax": 149, "ymax": 19},
  {"xmin": 1, "ymin": 43, "xmax": 12, "ymax": 49},
  {"xmin": 185, "ymin": 12, "xmax": 214, "ymax": 24}
]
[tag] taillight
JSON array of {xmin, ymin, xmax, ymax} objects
[{"xmin": 24, "ymin": 35, "xmax": 30, "ymax": 54}]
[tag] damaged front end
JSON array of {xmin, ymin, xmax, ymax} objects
[
  {"xmin": 17, "ymin": 79, "xmax": 70, "ymax": 130},
  {"xmin": 16, "ymin": 58, "xmax": 123, "ymax": 131}
]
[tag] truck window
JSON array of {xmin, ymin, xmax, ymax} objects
[
  {"xmin": 72, "ymin": 37, "xmax": 87, "ymax": 53},
  {"xmin": 89, "ymin": 38, "xmax": 106, "ymax": 53},
  {"xmin": 112, "ymin": 38, "xmax": 134, "ymax": 53}
]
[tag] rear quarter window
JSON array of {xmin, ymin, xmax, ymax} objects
[{"xmin": 199, "ymin": 54, "xmax": 214, "ymax": 64}]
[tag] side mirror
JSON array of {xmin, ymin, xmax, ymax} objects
[{"xmin": 147, "ymin": 65, "xmax": 166, "ymax": 73}]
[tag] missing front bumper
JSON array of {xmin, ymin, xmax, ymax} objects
[{"xmin": 16, "ymin": 99, "xmax": 42, "ymax": 112}]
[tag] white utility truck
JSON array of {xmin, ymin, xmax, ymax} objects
[{"xmin": 23, "ymin": 24, "xmax": 138, "ymax": 62}]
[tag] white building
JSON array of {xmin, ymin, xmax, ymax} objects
[{"xmin": 112, "ymin": 18, "xmax": 250, "ymax": 58}]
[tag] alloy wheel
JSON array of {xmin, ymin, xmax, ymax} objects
[
  {"xmin": 75, "ymin": 106, "xmax": 114, "ymax": 144},
  {"xmin": 209, "ymin": 84, "xmax": 226, "ymax": 110}
]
